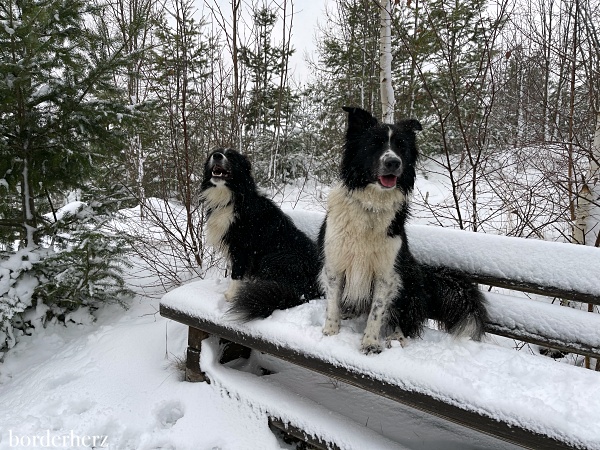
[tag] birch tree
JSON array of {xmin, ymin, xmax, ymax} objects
[
  {"xmin": 379, "ymin": 0, "xmax": 395, "ymax": 123},
  {"xmin": 573, "ymin": 115, "xmax": 600, "ymax": 246},
  {"xmin": 572, "ymin": 0, "xmax": 600, "ymax": 248}
]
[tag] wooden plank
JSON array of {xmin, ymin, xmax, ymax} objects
[
  {"xmin": 160, "ymin": 304, "xmax": 575, "ymax": 450},
  {"xmin": 484, "ymin": 322, "xmax": 600, "ymax": 360}
]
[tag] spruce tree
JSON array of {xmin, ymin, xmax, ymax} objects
[
  {"xmin": 0, "ymin": 0, "xmax": 134, "ymax": 352},
  {"xmin": 0, "ymin": 0, "xmax": 131, "ymax": 246},
  {"xmin": 237, "ymin": 3, "xmax": 298, "ymax": 182}
]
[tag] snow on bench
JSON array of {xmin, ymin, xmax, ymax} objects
[
  {"xmin": 285, "ymin": 209, "xmax": 600, "ymax": 360},
  {"xmin": 407, "ymin": 223, "xmax": 600, "ymax": 304},
  {"xmin": 160, "ymin": 210, "xmax": 600, "ymax": 450}
]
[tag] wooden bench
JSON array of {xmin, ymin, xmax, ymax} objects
[{"xmin": 160, "ymin": 219, "xmax": 600, "ymax": 450}]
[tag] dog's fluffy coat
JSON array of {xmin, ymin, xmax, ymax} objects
[
  {"xmin": 319, "ymin": 107, "xmax": 487, "ymax": 354},
  {"xmin": 200, "ymin": 148, "xmax": 320, "ymax": 320}
]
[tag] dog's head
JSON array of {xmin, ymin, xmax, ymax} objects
[
  {"xmin": 201, "ymin": 148, "xmax": 254, "ymax": 192},
  {"xmin": 340, "ymin": 107, "xmax": 422, "ymax": 193}
]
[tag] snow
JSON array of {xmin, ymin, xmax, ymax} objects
[
  {"xmin": 162, "ymin": 279, "xmax": 600, "ymax": 449},
  {"xmin": 1, "ymin": 21, "xmax": 15, "ymax": 36},
  {"xmin": 0, "ymin": 249, "xmax": 42, "ymax": 329},
  {"xmin": 407, "ymin": 224, "xmax": 600, "ymax": 296},
  {"xmin": 486, "ymin": 292, "xmax": 600, "ymax": 352},
  {"xmin": 1, "ymin": 286, "xmax": 521, "ymax": 450},
  {"xmin": 31, "ymin": 83, "xmax": 51, "ymax": 99},
  {"xmin": 0, "ymin": 297, "xmax": 282, "ymax": 450}
]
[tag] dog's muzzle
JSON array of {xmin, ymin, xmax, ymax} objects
[
  {"xmin": 210, "ymin": 152, "xmax": 232, "ymax": 180},
  {"xmin": 377, "ymin": 154, "xmax": 402, "ymax": 188}
]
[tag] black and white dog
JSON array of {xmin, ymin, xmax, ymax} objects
[
  {"xmin": 200, "ymin": 148, "xmax": 320, "ymax": 320},
  {"xmin": 319, "ymin": 107, "xmax": 487, "ymax": 354}
]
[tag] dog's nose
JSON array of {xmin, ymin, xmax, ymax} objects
[
  {"xmin": 212, "ymin": 152, "xmax": 224, "ymax": 161},
  {"xmin": 383, "ymin": 157, "xmax": 401, "ymax": 171}
]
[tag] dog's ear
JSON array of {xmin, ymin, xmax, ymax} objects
[
  {"xmin": 343, "ymin": 106, "xmax": 378, "ymax": 132},
  {"xmin": 397, "ymin": 118, "xmax": 422, "ymax": 133},
  {"xmin": 236, "ymin": 149, "xmax": 252, "ymax": 171}
]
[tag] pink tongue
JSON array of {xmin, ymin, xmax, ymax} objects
[{"xmin": 379, "ymin": 175, "xmax": 397, "ymax": 188}]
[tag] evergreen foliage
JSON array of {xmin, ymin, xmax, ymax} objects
[
  {"xmin": 0, "ymin": 0, "xmax": 133, "ymax": 245},
  {"xmin": 33, "ymin": 201, "xmax": 132, "ymax": 311},
  {"xmin": 0, "ymin": 0, "xmax": 135, "ymax": 352}
]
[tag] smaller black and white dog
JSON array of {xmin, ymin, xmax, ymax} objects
[
  {"xmin": 319, "ymin": 107, "xmax": 487, "ymax": 354},
  {"xmin": 200, "ymin": 148, "xmax": 320, "ymax": 320}
]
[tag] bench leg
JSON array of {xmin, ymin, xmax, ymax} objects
[{"xmin": 186, "ymin": 326, "xmax": 210, "ymax": 383}]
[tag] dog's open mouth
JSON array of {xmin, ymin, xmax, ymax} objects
[
  {"xmin": 211, "ymin": 165, "xmax": 231, "ymax": 179},
  {"xmin": 378, "ymin": 175, "xmax": 397, "ymax": 188}
]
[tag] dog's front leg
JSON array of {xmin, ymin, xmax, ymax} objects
[
  {"xmin": 225, "ymin": 254, "xmax": 247, "ymax": 302},
  {"xmin": 322, "ymin": 268, "xmax": 344, "ymax": 336},
  {"xmin": 361, "ymin": 276, "xmax": 399, "ymax": 354},
  {"xmin": 224, "ymin": 279, "xmax": 241, "ymax": 301}
]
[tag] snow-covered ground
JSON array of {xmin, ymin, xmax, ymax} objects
[
  {"xmin": 1, "ymin": 158, "xmax": 599, "ymax": 449},
  {"xmin": 0, "ymin": 293, "xmax": 285, "ymax": 449}
]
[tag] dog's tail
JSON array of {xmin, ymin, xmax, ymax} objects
[
  {"xmin": 227, "ymin": 280, "xmax": 313, "ymax": 321},
  {"xmin": 422, "ymin": 265, "xmax": 488, "ymax": 341}
]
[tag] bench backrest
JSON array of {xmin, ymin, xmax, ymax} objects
[{"xmin": 285, "ymin": 208, "xmax": 600, "ymax": 361}]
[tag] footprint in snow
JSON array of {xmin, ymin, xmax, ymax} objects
[{"xmin": 155, "ymin": 401, "xmax": 184, "ymax": 429}]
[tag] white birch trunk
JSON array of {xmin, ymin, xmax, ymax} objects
[
  {"xmin": 573, "ymin": 111, "xmax": 600, "ymax": 246},
  {"xmin": 379, "ymin": 0, "xmax": 395, "ymax": 123}
]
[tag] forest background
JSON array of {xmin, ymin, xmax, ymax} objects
[{"xmin": 1, "ymin": 0, "xmax": 599, "ymax": 360}]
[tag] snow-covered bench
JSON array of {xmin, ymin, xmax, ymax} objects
[{"xmin": 160, "ymin": 210, "xmax": 600, "ymax": 450}]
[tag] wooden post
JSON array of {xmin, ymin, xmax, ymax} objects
[{"xmin": 186, "ymin": 326, "xmax": 210, "ymax": 383}]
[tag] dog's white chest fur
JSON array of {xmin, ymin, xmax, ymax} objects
[
  {"xmin": 323, "ymin": 184, "xmax": 405, "ymax": 302},
  {"xmin": 201, "ymin": 185, "xmax": 234, "ymax": 256}
]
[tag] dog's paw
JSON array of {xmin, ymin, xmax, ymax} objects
[
  {"xmin": 361, "ymin": 342, "xmax": 383, "ymax": 355},
  {"xmin": 360, "ymin": 335, "xmax": 382, "ymax": 355},
  {"xmin": 322, "ymin": 319, "xmax": 340, "ymax": 336},
  {"xmin": 385, "ymin": 331, "xmax": 408, "ymax": 349}
]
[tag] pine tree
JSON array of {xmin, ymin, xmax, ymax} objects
[
  {"xmin": 92, "ymin": 0, "xmax": 161, "ymax": 218},
  {"xmin": 0, "ymin": 0, "xmax": 132, "ymax": 247},
  {"xmin": 239, "ymin": 6, "xmax": 295, "ymax": 132},
  {"xmin": 310, "ymin": 0, "xmax": 381, "ymax": 115},
  {"xmin": 237, "ymin": 2, "xmax": 299, "ymax": 182},
  {"xmin": 0, "ymin": 0, "xmax": 134, "ymax": 352}
]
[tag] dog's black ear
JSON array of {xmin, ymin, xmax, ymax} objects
[
  {"xmin": 397, "ymin": 118, "xmax": 422, "ymax": 132},
  {"xmin": 343, "ymin": 106, "xmax": 378, "ymax": 132}
]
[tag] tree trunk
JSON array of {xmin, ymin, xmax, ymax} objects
[
  {"xmin": 21, "ymin": 154, "xmax": 37, "ymax": 248},
  {"xmin": 574, "ymin": 112, "xmax": 600, "ymax": 245},
  {"xmin": 379, "ymin": 0, "xmax": 394, "ymax": 123}
]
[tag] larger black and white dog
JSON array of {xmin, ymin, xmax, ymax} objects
[
  {"xmin": 319, "ymin": 107, "xmax": 487, "ymax": 354},
  {"xmin": 201, "ymin": 148, "xmax": 320, "ymax": 320}
]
